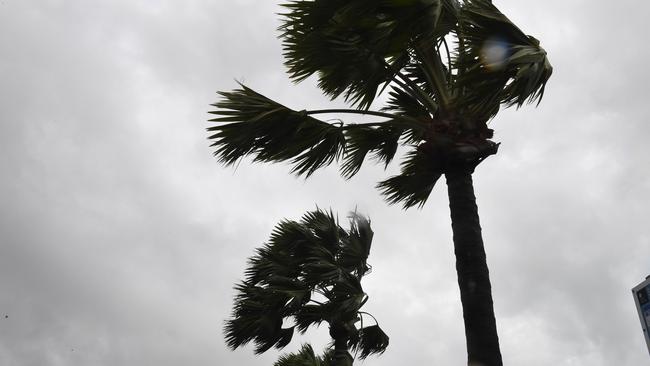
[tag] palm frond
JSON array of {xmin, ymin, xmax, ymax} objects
[
  {"xmin": 302, "ymin": 259, "xmax": 341, "ymax": 287},
  {"xmin": 294, "ymin": 304, "xmax": 330, "ymax": 333},
  {"xmin": 268, "ymin": 219, "xmax": 315, "ymax": 258},
  {"xmin": 331, "ymin": 272, "xmax": 365, "ymax": 298},
  {"xmin": 339, "ymin": 100, "xmax": 429, "ymax": 179},
  {"xmin": 246, "ymin": 244, "xmax": 299, "ymax": 285},
  {"xmin": 381, "ymin": 85, "xmax": 433, "ymax": 121},
  {"xmin": 377, "ymin": 148, "xmax": 444, "ymax": 208},
  {"xmin": 400, "ymin": 0, "xmax": 459, "ymax": 102},
  {"xmin": 453, "ymin": 0, "xmax": 552, "ymax": 118},
  {"xmin": 332, "ymin": 279, "xmax": 366, "ymax": 315},
  {"xmin": 301, "ymin": 209, "xmax": 343, "ymax": 252},
  {"xmin": 208, "ymin": 84, "xmax": 345, "ymax": 177},
  {"xmin": 348, "ymin": 325, "xmax": 390, "ymax": 359},
  {"xmin": 266, "ymin": 275, "xmax": 312, "ymax": 311},
  {"xmin": 276, "ymin": 327, "xmax": 296, "ymax": 349},
  {"xmin": 274, "ymin": 344, "xmax": 333, "ymax": 366},
  {"xmin": 225, "ymin": 209, "xmax": 386, "ymax": 356},
  {"xmin": 341, "ymin": 125, "xmax": 402, "ymax": 179},
  {"xmin": 224, "ymin": 282, "xmax": 291, "ymax": 353},
  {"xmin": 338, "ymin": 214, "xmax": 373, "ymax": 276},
  {"xmin": 279, "ymin": 0, "xmax": 459, "ymax": 109}
]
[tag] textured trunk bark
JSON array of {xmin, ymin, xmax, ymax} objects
[
  {"xmin": 332, "ymin": 338, "xmax": 353, "ymax": 366},
  {"xmin": 330, "ymin": 323, "xmax": 353, "ymax": 366},
  {"xmin": 446, "ymin": 168, "xmax": 502, "ymax": 366}
]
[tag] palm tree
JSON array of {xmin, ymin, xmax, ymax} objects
[
  {"xmin": 210, "ymin": 1, "xmax": 552, "ymax": 364},
  {"xmin": 225, "ymin": 209, "xmax": 389, "ymax": 366}
]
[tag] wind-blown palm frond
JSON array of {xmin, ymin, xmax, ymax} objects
[
  {"xmin": 224, "ymin": 209, "xmax": 387, "ymax": 360},
  {"xmin": 294, "ymin": 303, "xmax": 330, "ymax": 333},
  {"xmin": 225, "ymin": 282, "xmax": 295, "ymax": 353},
  {"xmin": 338, "ymin": 213, "xmax": 373, "ymax": 277},
  {"xmin": 349, "ymin": 324, "xmax": 390, "ymax": 359},
  {"xmin": 377, "ymin": 148, "xmax": 445, "ymax": 208},
  {"xmin": 330, "ymin": 273, "xmax": 366, "ymax": 316},
  {"xmin": 454, "ymin": 0, "xmax": 552, "ymax": 118},
  {"xmin": 274, "ymin": 344, "xmax": 334, "ymax": 366},
  {"xmin": 279, "ymin": 0, "xmax": 459, "ymax": 109},
  {"xmin": 341, "ymin": 125, "xmax": 402, "ymax": 179},
  {"xmin": 382, "ymin": 85, "xmax": 433, "ymax": 121},
  {"xmin": 208, "ymin": 84, "xmax": 345, "ymax": 177},
  {"xmin": 339, "ymin": 97, "xmax": 431, "ymax": 178}
]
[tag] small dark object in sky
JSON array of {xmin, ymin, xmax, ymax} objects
[{"xmin": 4, "ymin": 315, "xmax": 7, "ymax": 319}]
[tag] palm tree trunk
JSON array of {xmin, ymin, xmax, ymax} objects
[
  {"xmin": 330, "ymin": 322, "xmax": 353, "ymax": 366},
  {"xmin": 445, "ymin": 168, "xmax": 502, "ymax": 366}
]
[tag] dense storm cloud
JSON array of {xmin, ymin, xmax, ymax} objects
[{"xmin": 1, "ymin": 1, "xmax": 649, "ymax": 365}]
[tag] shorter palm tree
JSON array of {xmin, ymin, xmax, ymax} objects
[
  {"xmin": 225, "ymin": 209, "xmax": 389, "ymax": 366},
  {"xmin": 274, "ymin": 344, "xmax": 334, "ymax": 366}
]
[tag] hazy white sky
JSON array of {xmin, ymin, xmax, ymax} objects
[{"xmin": 1, "ymin": 1, "xmax": 649, "ymax": 365}]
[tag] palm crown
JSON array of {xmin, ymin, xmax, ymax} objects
[
  {"xmin": 225, "ymin": 210, "xmax": 388, "ymax": 366},
  {"xmin": 209, "ymin": 0, "xmax": 551, "ymax": 208}
]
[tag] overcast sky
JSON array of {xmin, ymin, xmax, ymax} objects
[{"xmin": 1, "ymin": 1, "xmax": 649, "ymax": 365}]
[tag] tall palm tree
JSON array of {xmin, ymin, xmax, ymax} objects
[
  {"xmin": 225, "ymin": 210, "xmax": 388, "ymax": 366},
  {"xmin": 210, "ymin": 1, "xmax": 552, "ymax": 364}
]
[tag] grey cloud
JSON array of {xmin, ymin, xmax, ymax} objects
[{"xmin": 1, "ymin": 0, "xmax": 650, "ymax": 365}]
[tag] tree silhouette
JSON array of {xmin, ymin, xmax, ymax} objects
[
  {"xmin": 225, "ymin": 210, "xmax": 388, "ymax": 366},
  {"xmin": 210, "ymin": 1, "xmax": 552, "ymax": 364}
]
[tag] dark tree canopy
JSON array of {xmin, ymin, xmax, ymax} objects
[
  {"xmin": 225, "ymin": 210, "xmax": 388, "ymax": 365},
  {"xmin": 209, "ymin": 0, "xmax": 551, "ymax": 208}
]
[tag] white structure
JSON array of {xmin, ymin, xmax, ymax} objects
[{"xmin": 632, "ymin": 276, "xmax": 650, "ymax": 356}]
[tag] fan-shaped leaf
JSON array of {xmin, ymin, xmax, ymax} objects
[
  {"xmin": 341, "ymin": 125, "xmax": 402, "ymax": 178},
  {"xmin": 294, "ymin": 304, "xmax": 329, "ymax": 333},
  {"xmin": 348, "ymin": 324, "xmax": 390, "ymax": 359},
  {"xmin": 208, "ymin": 84, "xmax": 345, "ymax": 177},
  {"xmin": 279, "ymin": 0, "xmax": 459, "ymax": 109},
  {"xmin": 377, "ymin": 148, "xmax": 444, "ymax": 208},
  {"xmin": 453, "ymin": 0, "xmax": 552, "ymax": 118},
  {"xmin": 338, "ymin": 214, "xmax": 373, "ymax": 276}
]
